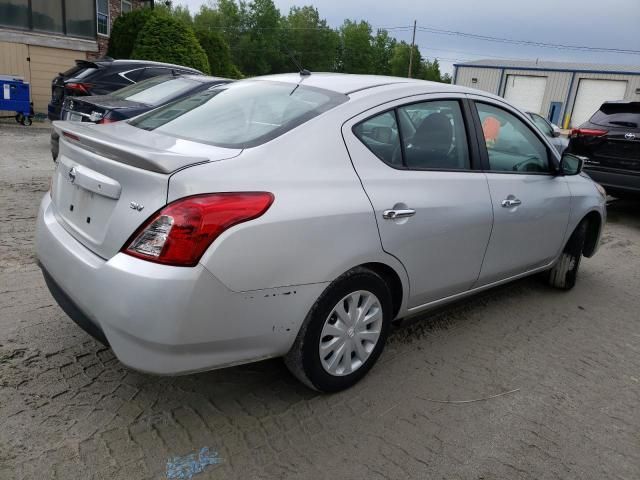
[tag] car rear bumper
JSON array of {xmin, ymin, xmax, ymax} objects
[
  {"xmin": 584, "ymin": 167, "xmax": 640, "ymax": 197},
  {"xmin": 36, "ymin": 193, "xmax": 325, "ymax": 375}
]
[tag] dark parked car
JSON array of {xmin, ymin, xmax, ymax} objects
[
  {"xmin": 51, "ymin": 74, "xmax": 231, "ymax": 160},
  {"xmin": 48, "ymin": 58, "xmax": 202, "ymax": 120},
  {"xmin": 568, "ymin": 101, "xmax": 640, "ymax": 199}
]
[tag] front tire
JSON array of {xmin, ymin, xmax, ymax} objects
[
  {"xmin": 547, "ymin": 220, "xmax": 588, "ymax": 290},
  {"xmin": 285, "ymin": 267, "xmax": 392, "ymax": 392}
]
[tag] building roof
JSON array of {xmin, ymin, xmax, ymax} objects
[{"xmin": 454, "ymin": 59, "xmax": 640, "ymax": 75}]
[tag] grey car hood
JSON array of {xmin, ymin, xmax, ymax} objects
[{"xmin": 52, "ymin": 120, "xmax": 242, "ymax": 174}]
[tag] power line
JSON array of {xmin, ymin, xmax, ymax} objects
[{"xmin": 416, "ymin": 25, "xmax": 640, "ymax": 55}]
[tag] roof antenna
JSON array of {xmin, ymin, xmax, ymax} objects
[{"xmin": 285, "ymin": 46, "xmax": 311, "ymax": 77}]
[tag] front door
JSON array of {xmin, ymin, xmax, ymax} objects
[
  {"xmin": 471, "ymin": 99, "xmax": 571, "ymax": 285},
  {"xmin": 343, "ymin": 96, "xmax": 493, "ymax": 308}
]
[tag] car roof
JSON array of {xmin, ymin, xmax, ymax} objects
[
  {"xmin": 93, "ymin": 58, "xmax": 201, "ymax": 72},
  {"xmin": 253, "ymin": 72, "xmax": 478, "ymax": 96}
]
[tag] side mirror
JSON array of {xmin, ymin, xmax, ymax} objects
[
  {"xmin": 551, "ymin": 124, "xmax": 562, "ymax": 137},
  {"xmin": 560, "ymin": 153, "xmax": 585, "ymax": 175}
]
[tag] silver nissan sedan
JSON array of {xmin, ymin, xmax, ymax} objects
[{"xmin": 37, "ymin": 73, "xmax": 606, "ymax": 392}]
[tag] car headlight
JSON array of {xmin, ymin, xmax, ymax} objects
[{"xmin": 595, "ymin": 182, "xmax": 606, "ymax": 199}]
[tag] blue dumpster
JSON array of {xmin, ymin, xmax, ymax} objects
[{"xmin": 0, "ymin": 75, "xmax": 33, "ymax": 126}]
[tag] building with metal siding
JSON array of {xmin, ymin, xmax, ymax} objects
[{"xmin": 453, "ymin": 59, "xmax": 640, "ymax": 128}]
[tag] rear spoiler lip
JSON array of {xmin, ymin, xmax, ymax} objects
[{"xmin": 52, "ymin": 121, "xmax": 219, "ymax": 174}]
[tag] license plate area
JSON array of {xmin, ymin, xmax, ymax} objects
[
  {"xmin": 64, "ymin": 111, "xmax": 83, "ymax": 122},
  {"xmin": 52, "ymin": 164, "xmax": 118, "ymax": 246}
]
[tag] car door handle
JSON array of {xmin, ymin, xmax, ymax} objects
[
  {"xmin": 383, "ymin": 209, "xmax": 416, "ymax": 219},
  {"xmin": 501, "ymin": 198, "xmax": 522, "ymax": 208}
]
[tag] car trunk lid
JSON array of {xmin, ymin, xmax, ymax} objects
[{"xmin": 50, "ymin": 121, "xmax": 242, "ymax": 259}]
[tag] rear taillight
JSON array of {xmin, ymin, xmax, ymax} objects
[
  {"xmin": 570, "ymin": 128, "xmax": 608, "ymax": 138},
  {"xmin": 97, "ymin": 117, "xmax": 117, "ymax": 124},
  {"xmin": 123, "ymin": 192, "xmax": 274, "ymax": 267},
  {"xmin": 65, "ymin": 82, "xmax": 92, "ymax": 95}
]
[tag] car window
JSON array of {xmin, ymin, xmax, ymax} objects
[
  {"xmin": 590, "ymin": 103, "xmax": 640, "ymax": 129},
  {"xmin": 397, "ymin": 100, "xmax": 470, "ymax": 170},
  {"xmin": 138, "ymin": 67, "xmax": 173, "ymax": 81},
  {"xmin": 353, "ymin": 100, "xmax": 470, "ymax": 170},
  {"xmin": 476, "ymin": 103, "xmax": 549, "ymax": 173},
  {"xmin": 130, "ymin": 80, "xmax": 348, "ymax": 148},
  {"xmin": 529, "ymin": 113, "xmax": 553, "ymax": 136},
  {"xmin": 353, "ymin": 111, "xmax": 401, "ymax": 166},
  {"xmin": 111, "ymin": 76, "xmax": 200, "ymax": 106}
]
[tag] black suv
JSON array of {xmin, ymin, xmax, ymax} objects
[
  {"xmin": 48, "ymin": 58, "xmax": 202, "ymax": 120},
  {"xmin": 568, "ymin": 101, "xmax": 640, "ymax": 199}
]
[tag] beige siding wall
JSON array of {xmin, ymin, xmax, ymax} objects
[
  {"xmin": 455, "ymin": 66, "xmax": 502, "ymax": 95},
  {"xmin": 28, "ymin": 46, "xmax": 82, "ymax": 114},
  {"xmin": 0, "ymin": 41, "xmax": 84, "ymax": 116}
]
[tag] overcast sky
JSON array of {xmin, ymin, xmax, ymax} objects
[{"xmin": 175, "ymin": 0, "xmax": 640, "ymax": 74}]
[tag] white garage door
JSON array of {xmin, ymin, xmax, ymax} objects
[
  {"xmin": 571, "ymin": 79, "xmax": 627, "ymax": 127},
  {"xmin": 503, "ymin": 75, "xmax": 547, "ymax": 114}
]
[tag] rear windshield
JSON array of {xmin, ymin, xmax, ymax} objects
[
  {"xmin": 61, "ymin": 63, "xmax": 98, "ymax": 79},
  {"xmin": 129, "ymin": 80, "xmax": 348, "ymax": 148},
  {"xmin": 111, "ymin": 76, "xmax": 201, "ymax": 106},
  {"xmin": 590, "ymin": 103, "xmax": 640, "ymax": 129}
]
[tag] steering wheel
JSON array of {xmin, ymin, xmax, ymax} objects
[{"xmin": 512, "ymin": 156, "xmax": 542, "ymax": 172}]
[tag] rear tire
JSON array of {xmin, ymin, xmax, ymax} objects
[
  {"xmin": 285, "ymin": 267, "xmax": 392, "ymax": 392},
  {"xmin": 547, "ymin": 220, "xmax": 588, "ymax": 290}
]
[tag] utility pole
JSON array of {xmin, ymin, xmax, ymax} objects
[{"xmin": 408, "ymin": 19, "xmax": 417, "ymax": 78}]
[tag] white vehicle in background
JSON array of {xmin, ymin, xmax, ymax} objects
[{"xmin": 37, "ymin": 73, "xmax": 606, "ymax": 392}]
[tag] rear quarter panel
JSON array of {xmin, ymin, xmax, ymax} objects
[{"xmin": 167, "ymin": 107, "xmax": 409, "ymax": 302}]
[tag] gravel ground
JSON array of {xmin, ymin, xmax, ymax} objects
[{"xmin": 1, "ymin": 125, "xmax": 639, "ymax": 480}]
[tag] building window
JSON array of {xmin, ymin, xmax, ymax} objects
[
  {"xmin": 65, "ymin": 0, "xmax": 96, "ymax": 39},
  {"xmin": 0, "ymin": 0, "xmax": 29, "ymax": 30},
  {"xmin": 97, "ymin": 0, "xmax": 109, "ymax": 36},
  {"xmin": 0, "ymin": 0, "xmax": 96, "ymax": 39},
  {"xmin": 31, "ymin": 0, "xmax": 64, "ymax": 33},
  {"xmin": 122, "ymin": 0, "xmax": 133, "ymax": 13}
]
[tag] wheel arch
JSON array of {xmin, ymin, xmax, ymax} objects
[
  {"xmin": 358, "ymin": 262, "xmax": 406, "ymax": 320},
  {"xmin": 582, "ymin": 210, "xmax": 603, "ymax": 258}
]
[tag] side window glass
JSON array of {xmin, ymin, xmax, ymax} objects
[
  {"xmin": 530, "ymin": 113, "xmax": 553, "ymax": 137},
  {"xmin": 476, "ymin": 103, "xmax": 549, "ymax": 173},
  {"xmin": 353, "ymin": 111, "xmax": 401, "ymax": 167},
  {"xmin": 397, "ymin": 100, "xmax": 470, "ymax": 170},
  {"xmin": 138, "ymin": 68, "xmax": 171, "ymax": 81}
]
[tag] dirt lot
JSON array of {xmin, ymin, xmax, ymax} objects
[{"xmin": 1, "ymin": 125, "xmax": 639, "ymax": 480}]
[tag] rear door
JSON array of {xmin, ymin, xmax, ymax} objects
[
  {"xmin": 343, "ymin": 94, "xmax": 493, "ymax": 308},
  {"xmin": 469, "ymin": 96, "xmax": 571, "ymax": 285}
]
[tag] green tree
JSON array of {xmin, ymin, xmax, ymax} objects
[
  {"xmin": 441, "ymin": 72, "xmax": 452, "ymax": 84},
  {"xmin": 131, "ymin": 15, "xmax": 210, "ymax": 73},
  {"xmin": 107, "ymin": 8, "xmax": 155, "ymax": 58},
  {"xmin": 420, "ymin": 57, "xmax": 442, "ymax": 82},
  {"xmin": 195, "ymin": 29, "xmax": 242, "ymax": 78},
  {"xmin": 239, "ymin": 0, "xmax": 284, "ymax": 75},
  {"xmin": 281, "ymin": 6, "xmax": 339, "ymax": 72},
  {"xmin": 390, "ymin": 41, "xmax": 422, "ymax": 78},
  {"xmin": 338, "ymin": 20, "xmax": 373, "ymax": 74},
  {"xmin": 371, "ymin": 29, "xmax": 396, "ymax": 75}
]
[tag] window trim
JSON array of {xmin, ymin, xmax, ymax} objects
[
  {"xmin": 96, "ymin": 0, "xmax": 109, "ymax": 37},
  {"xmin": 121, "ymin": 0, "xmax": 133, "ymax": 13},
  {"xmin": 351, "ymin": 96, "xmax": 481, "ymax": 173},
  {"xmin": 469, "ymin": 98, "xmax": 559, "ymax": 176}
]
